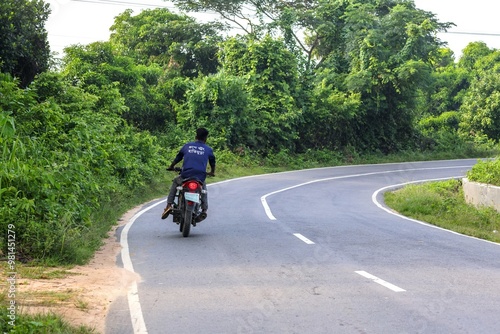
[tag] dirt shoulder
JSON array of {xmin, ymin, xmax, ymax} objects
[{"xmin": 16, "ymin": 204, "xmax": 145, "ymax": 334}]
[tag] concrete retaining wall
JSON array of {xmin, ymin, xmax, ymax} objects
[{"xmin": 463, "ymin": 178, "xmax": 500, "ymax": 213}]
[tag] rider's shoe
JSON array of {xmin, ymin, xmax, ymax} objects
[
  {"xmin": 195, "ymin": 211, "xmax": 207, "ymax": 222},
  {"xmin": 161, "ymin": 204, "xmax": 172, "ymax": 219}
]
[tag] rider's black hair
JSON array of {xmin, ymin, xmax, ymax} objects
[{"xmin": 196, "ymin": 127, "xmax": 209, "ymax": 142}]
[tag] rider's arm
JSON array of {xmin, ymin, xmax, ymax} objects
[
  {"xmin": 208, "ymin": 153, "xmax": 216, "ymax": 176},
  {"xmin": 167, "ymin": 148, "xmax": 184, "ymax": 170}
]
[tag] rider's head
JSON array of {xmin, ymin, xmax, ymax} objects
[{"xmin": 196, "ymin": 127, "xmax": 209, "ymax": 142}]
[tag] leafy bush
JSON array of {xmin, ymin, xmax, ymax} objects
[
  {"xmin": 467, "ymin": 158, "xmax": 500, "ymax": 186},
  {"xmin": 177, "ymin": 72, "xmax": 257, "ymax": 150},
  {"xmin": 418, "ymin": 111, "xmax": 461, "ymax": 134},
  {"xmin": 0, "ymin": 73, "xmax": 167, "ymax": 264}
]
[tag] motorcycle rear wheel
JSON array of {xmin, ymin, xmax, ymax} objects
[
  {"xmin": 178, "ymin": 195, "xmax": 185, "ymax": 232},
  {"xmin": 182, "ymin": 207, "xmax": 192, "ymax": 237}
]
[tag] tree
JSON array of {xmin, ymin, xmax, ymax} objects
[
  {"xmin": 458, "ymin": 41, "xmax": 493, "ymax": 73},
  {"xmin": 174, "ymin": 0, "xmax": 277, "ymax": 36},
  {"xmin": 1, "ymin": 71, "xmax": 168, "ymax": 262},
  {"xmin": 174, "ymin": 0, "xmax": 455, "ymax": 152},
  {"xmin": 219, "ymin": 35, "xmax": 302, "ymax": 151},
  {"xmin": 62, "ymin": 41, "xmax": 175, "ymax": 131},
  {"xmin": 338, "ymin": 0, "xmax": 452, "ymax": 152},
  {"xmin": 173, "ymin": 0, "xmax": 334, "ymax": 71},
  {"xmin": 0, "ymin": 0, "xmax": 51, "ymax": 87},
  {"xmin": 109, "ymin": 8, "xmax": 224, "ymax": 77},
  {"xmin": 460, "ymin": 50, "xmax": 500, "ymax": 141},
  {"xmin": 177, "ymin": 72, "xmax": 256, "ymax": 150},
  {"xmin": 417, "ymin": 48, "xmax": 469, "ymax": 117},
  {"xmin": 301, "ymin": 67, "xmax": 362, "ymax": 150}
]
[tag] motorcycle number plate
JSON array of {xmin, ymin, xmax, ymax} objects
[{"xmin": 184, "ymin": 192, "xmax": 200, "ymax": 203}]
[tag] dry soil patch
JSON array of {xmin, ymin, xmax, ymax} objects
[{"xmin": 16, "ymin": 204, "xmax": 146, "ymax": 333}]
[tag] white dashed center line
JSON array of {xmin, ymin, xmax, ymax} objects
[
  {"xmin": 355, "ymin": 270, "xmax": 406, "ymax": 292},
  {"xmin": 293, "ymin": 233, "xmax": 315, "ymax": 244}
]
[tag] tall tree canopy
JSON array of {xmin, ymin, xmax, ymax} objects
[
  {"xmin": 219, "ymin": 35, "xmax": 302, "ymax": 151},
  {"xmin": 0, "ymin": 0, "xmax": 51, "ymax": 87},
  {"xmin": 460, "ymin": 49, "xmax": 500, "ymax": 141},
  {"xmin": 62, "ymin": 41, "xmax": 174, "ymax": 131},
  {"xmin": 340, "ymin": 0, "xmax": 452, "ymax": 151},
  {"xmin": 109, "ymin": 8, "xmax": 224, "ymax": 77},
  {"xmin": 172, "ymin": 0, "xmax": 453, "ymax": 152}
]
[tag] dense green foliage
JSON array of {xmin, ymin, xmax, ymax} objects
[
  {"xmin": 467, "ymin": 158, "xmax": 500, "ymax": 186},
  {"xmin": 0, "ymin": 0, "xmax": 51, "ymax": 87},
  {"xmin": 1, "ymin": 0, "xmax": 500, "ymax": 266},
  {"xmin": 0, "ymin": 72, "xmax": 167, "ymax": 263},
  {"xmin": 110, "ymin": 8, "xmax": 224, "ymax": 77},
  {"xmin": 218, "ymin": 36, "xmax": 302, "ymax": 151}
]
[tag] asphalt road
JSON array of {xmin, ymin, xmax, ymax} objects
[{"xmin": 106, "ymin": 159, "xmax": 500, "ymax": 334}]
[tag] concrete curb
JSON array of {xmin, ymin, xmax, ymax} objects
[{"xmin": 463, "ymin": 178, "xmax": 500, "ymax": 212}]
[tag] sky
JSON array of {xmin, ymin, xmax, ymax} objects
[{"xmin": 45, "ymin": 0, "xmax": 500, "ymax": 59}]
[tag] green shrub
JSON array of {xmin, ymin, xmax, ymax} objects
[
  {"xmin": 0, "ymin": 73, "xmax": 168, "ymax": 264},
  {"xmin": 467, "ymin": 158, "xmax": 500, "ymax": 186}
]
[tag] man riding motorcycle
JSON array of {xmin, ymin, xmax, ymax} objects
[{"xmin": 161, "ymin": 127, "xmax": 216, "ymax": 221}]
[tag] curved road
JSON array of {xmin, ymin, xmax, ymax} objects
[{"xmin": 106, "ymin": 159, "xmax": 500, "ymax": 334}]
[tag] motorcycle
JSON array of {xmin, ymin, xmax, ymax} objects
[{"xmin": 171, "ymin": 167, "xmax": 206, "ymax": 237}]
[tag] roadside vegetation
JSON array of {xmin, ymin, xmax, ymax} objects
[
  {"xmin": 0, "ymin": 308, "xmax": 96, "ymax": 334},
  {"xmin": 467, "ymin": 157, "xmax": 500, "ymax": 186},
  {"xmin": 384, "ymin": 179, "xmax": 500, "ymax": 244},
  {"xmin": 2, "ymin": 0, "xmax": 500, "ymax": 332},
  {"xmin": 384, "ymin": 156, "xmax": 500, "ymax": 244}
]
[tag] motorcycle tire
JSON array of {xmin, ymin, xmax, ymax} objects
[
  {"xmin": 178, "ymin": 195, "xmax": 185, "ymax": 233},
  {"xmin": 182, "ymin": 207, "xmax": 192, "ymax": 237}
]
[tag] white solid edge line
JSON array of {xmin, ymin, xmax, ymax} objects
[
  {"xmin": 355, "ymin": 270, "xmax": 406, "ymax": 292},
  {"xmin": 260, "ymin": 165, "xmax": 472, "ymax": 221},
  {"xmin": 261, "ymin": 197, "xmax": 277, "ymax": 220},
  {"xmin": 120, "ymin": 199, "xmax": 166, "ymax": 334},
  {"xmin": 371, "ymin": 177, "xmax": 500, "ymax": 247},
  {"xmin": 293, "ymin": 233, "xmax": 315, "ymax": 244}
]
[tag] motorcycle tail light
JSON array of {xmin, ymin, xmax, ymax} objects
[{"xmin": 187, "ymin": 181, "xmax": 198, "ymax": 191}]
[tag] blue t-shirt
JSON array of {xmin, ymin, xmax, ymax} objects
[{"xmin": 174, "ymin": 141, "xmax": 215, "ymax": 182}]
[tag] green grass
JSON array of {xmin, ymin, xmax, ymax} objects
[
  {"xmin": 0, "ymin": 308, "xmax": 96, "ymax": 334},
  {"xmin": 1, "ymin": 263, "xmax": 79, "ymax": 280},
  {"xmin": 384, "ymin": 179, "xmax": 500, "ymax": 243}
]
